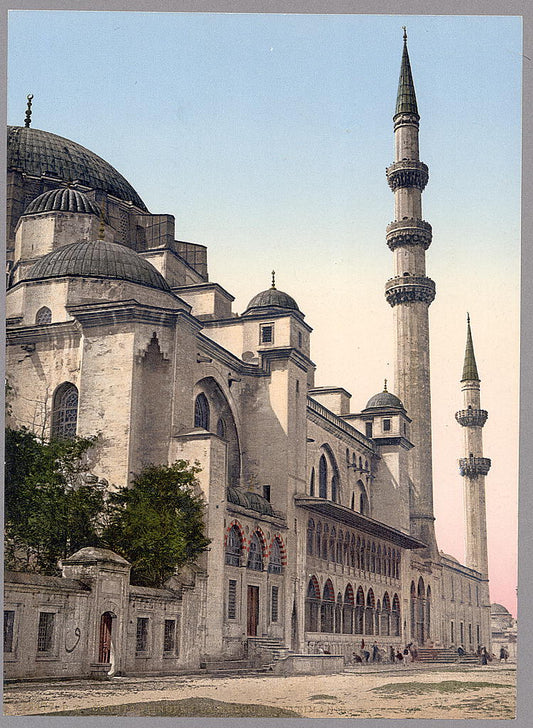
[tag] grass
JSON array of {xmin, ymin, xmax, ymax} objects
[
  {"xmin": 372, "ymin": 680, "xmax": 510, "ymax": 695},
  {"xmin": 36, "ymin": 697, "xmax": 300, "ymax": 718}
]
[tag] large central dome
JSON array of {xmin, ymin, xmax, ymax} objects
[{"xmin": 8, "ymin": 126, "xmax": 148, "ymax": 211}]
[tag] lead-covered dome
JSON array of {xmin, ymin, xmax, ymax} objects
[
  {"xmin": 244, "ymin": 286, "xmax": 300, "ymax": 314},
  {"xmin": 364, "ymin": 389, "xmax": 404, "ymax": 410},
  {"xmin": 23, "ymin": 187, "xmax": 102, "ymax": 217},
  {"xmin": 8, "ymin": 126, "xmax": 148, "ymax": 211},
  {"xmin": 24, "ymin": 239, "xmax": 171, "ymax": 291}
]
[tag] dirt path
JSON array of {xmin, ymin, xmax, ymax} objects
[{"xmin": 4, "ymin": 663, "xmax": 516, "ymax": 719}]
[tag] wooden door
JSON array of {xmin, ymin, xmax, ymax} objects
[
  {"xmin": 98, "ymin": 612, "xmax": 113, "ymax": 663},
  {"xmin": 247, "ymin": 586, "xmax": 259, "ymax": 636}
]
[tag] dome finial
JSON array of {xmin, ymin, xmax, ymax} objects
[
  {"xmin": 384, "ymin": 378, "xmax": 388, "ymax": 392},
  {"xmin": 271, "ymin": 270, "xmax": 276, "ymax": 289},
  {"xmin": 24, "ymin": 94, "xmax": 33, "ymax": 128}
]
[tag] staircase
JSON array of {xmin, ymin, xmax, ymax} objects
[
  {"xmin": 417, "ymin": 647, "xmax": 479, "ymax": 665},
  {"xmin": 199, "ymin": 638, "xmax": 291, "ymax": 675}
]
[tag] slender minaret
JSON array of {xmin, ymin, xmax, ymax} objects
[
  {"xmin": 385, "ymin": 29, "xmax": 437, "ymax": 554},
  {"xmin": 455, "ymin": 315, "xmax": 491, "ymax": 576}
]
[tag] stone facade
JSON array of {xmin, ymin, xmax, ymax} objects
[{"xmin": 4, "ymin": 35, "xmax": 493, "ymax": 679}]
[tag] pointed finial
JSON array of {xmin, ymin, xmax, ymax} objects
[
  {"xmin": 384, "ymin": 378, "xmax": 388, "ymax": 392},
  {"xmin": 467, "ymin": 312, "xmax": 470, "ymax": 324},
  {"xmin": 24, "ymin": 94, "xmax": 33, "ymax": 128},
  {"xmin": 271, "ymin": 270, "xmax": 276, "ymax": 289},
  {"xmin": 403, "ymin": 26, "xmax": 407, "ymax": 43},
  {"xmin": 461, "ymin": 313, "xmax": 480, "ymax": 382},
  {"xmin": 98, "ymin": 199, "xmax": 106, "ymax": 241}
]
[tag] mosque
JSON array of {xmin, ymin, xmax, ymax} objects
[{"xmin": 4, "ymin": 33, "xmax": 492, "ymax": 678}]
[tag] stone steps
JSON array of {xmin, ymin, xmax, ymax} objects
[{"xmin": 416, "ymin": 648, "xmax": 479, "ymax": 664}]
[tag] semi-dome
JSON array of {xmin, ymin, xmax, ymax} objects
[
  {"xmin": 24, "ymin": 239, "xmax": 171, "ymax": 292},
  {"xmin": 245, "ymin": 286, "xmax": 300, "ymax": 314},
  {"xmin": 23, "ymin": 187, "xmax": 102, "ymax": 217},
  {"xmin": 491, "ymin": 603, "xmax": 511, "ymax": 615},
  {"xmin": 8, "ymin": 126, "xmax": 148, "ymax": 211},
  {"xmin": 364, "ymin": 388, "xmax": 404, "ymax": 410}
]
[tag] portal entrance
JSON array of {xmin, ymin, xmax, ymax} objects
[
  {"xmin": 247, "ymin": 586, "xmax": 259, "ymax": 636},
  {"xmin": 98, "ymin": 612, "xmax": 113, "ymax": 663}
]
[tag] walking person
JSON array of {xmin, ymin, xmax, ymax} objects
[
  {"xmin": 372, "ymin": 642, "xmax": 379, "ymax": 662},
  {"xmin": 389, "ymin": 645, "xmax": 395, "ymax": 663}
]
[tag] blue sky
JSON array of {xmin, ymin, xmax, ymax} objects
[{"xmin": 8, "ymin": 11, "xmax": 522, "ymax": 613}]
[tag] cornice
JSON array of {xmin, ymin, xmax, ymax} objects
[
  {"xmin": 307, "ymin": 397, "xmax": 376, "ymax": 454},
  {"xmin": 6, "ymin": 320, "xmax": 81, "ymax": 346},
  {"xmin": 260, "ymin": 346, "xmax": 315, "ymax": 374}
]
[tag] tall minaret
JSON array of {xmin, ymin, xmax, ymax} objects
[
  {"xmin": 455, "ymin": 315, "xmax": 491, "ymax": 576},
  {"xmin": 385, "ymin": 29, "xmax": 437, "ymax": 554}
]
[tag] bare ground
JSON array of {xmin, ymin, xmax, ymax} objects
[{"xmin": 3, "ymin": 662, "xmax": 516, "ymax": 719}]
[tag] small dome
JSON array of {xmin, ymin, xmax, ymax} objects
[
  {"xmin": 491, "ymin": 603, "xmax": 511, "ymax": 615},
  {"xmin": 245, "ymin": 286, "xmax": 300, "ymax": 313},
  {"xmin": 227, "ymin": 486, "xmax": 275, "ymax": 516},
  {"xmin": 24, "ymin": 239, "xmax": 171, "ymax": 292},
  {"xmin": 364, "ymin": 389, "xmax": 404, "ymax": 410},
  {"xmin": 63, "ymin": 547, "xmax": 130, "ymax": 565},
  {"xmin": 23, "ymin": 187, "xmax": 102, "ymax": 217}
]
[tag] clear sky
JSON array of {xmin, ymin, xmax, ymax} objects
[{"xmin": 8, "ymin": 11, "xmax": 522, "ymax": 616}]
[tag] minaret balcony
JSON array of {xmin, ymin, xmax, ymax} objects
[
  {"xmin": 459, "ymin": 456, "xmax": 491, "ymax": 477},
  {"xmin": 386, "ymin": 160, "xmax": 429, "ymax": 191},
  {"xmin": 385, "ymin": 275, "xmax": 436, "ymax": 307},
  {"xmin": 386, "ymin": 218, "xmax": 432, "ymax": 251},
  {"xmin": 455, "ymin": 408, "xmax": 488, "ymax": 427}
]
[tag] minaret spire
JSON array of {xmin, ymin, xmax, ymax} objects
[
  {"xmin": 455, "ymin": 316, "xmax": 490, "ymax": 576},
  {"xmin": 395, "ymin": 29, "xmax": 419, "ymax": 118},
  {"xmin": 462, "ymin": 313, "xmax": 480, "ymax": 382},
  {"xmin": 385, "ymin": 31, "xmax": 437, "ymax": 555}
]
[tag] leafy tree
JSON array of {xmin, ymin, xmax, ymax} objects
[
  {"xmin": 102, "ymin": 461, "xmax": 210, "ymax": 587},
  {"xmin": 4, "ymin": 427, "xmax": 105, "ymax": 573}
]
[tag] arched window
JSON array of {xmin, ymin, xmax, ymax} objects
[
  {"xmin": 225, "ymin": 525, "xmax": 242, "ymax": 566},
  {"xmin": 377, "ymin": 545, "xmax": 382, "ymax": 575},
  {"xmin": 305, "ymin": 577, "xmax": 320, "ymax": 632},
  {"xmin": 268, "ymin": 538, "xmax": 282, "ymax": 574},
  {"xmin": 351, "ymin": 492, "xmax": 355, "ymax": 510},
  {"xmin": 365, "ymin": 589, "xmax": 375, "ymax": 635},
  {"xmin": 336, "ymin": 531, "xmax": 344, "ymax": 564},
  {"xmin": 194, "ymin": 393, "xmax": 210, "ymax": 429},
  {"xmin": 382, "ymin": 592, "xmax": 391, "ymax": 636},
  {"xmin": 35, "ymin": 306, "xmax": 52, "ymax": 325},
  {"xmin": 51, "ymin": 383, "xmax": 78, "ymax": 438},
  {"xmin": 216, "ymin": 417, "xmax": 226, "ymax": 439},
  {"xmin": 316, "ymin": 522, "xmax": 322, "ymax": 556},
  {"xmin": 335, "ymin": 593, "xmax": 343, "ymax": 634},
  {"xmin": 355, "ymin": 587, "xmax": 365, "ymax": 634},
  {"xmin": 321, "ymin": 525, "xmax": 329, "ymax": 560},
  {"xmin": 375, "ymin": 599, "xmax": 381, "ymax": 635},
  {"xmin": 319, "ymin": 455, "xmax": 328, "ymax": 498},
  {"xmin": 331, "ymin": 473, "xmax": 338, "ymax": 502},
  {"xmin": 371, "ymin": 542, "xmax": 376, "ymax": 573},
  {"xmin": 392, "ymin": 593, "xmax": 401, "ymax": 636},
  {"xmin": 329, "ymin": 527, "xmax": 336, "ymax": 562},
  {"xmin": 321, "ymin": 580, "xmax": 335, "ymax": 633},
  {"xmin": 247, "ymin": 533, "xmax": 263, "ymax": 571},
  {"xmin": 309, "ymin": 467, "xmax": 315, "ymax": 496},
  {"xmin": 343, "ymin": 585, "xmax": 354, "ymax": 634},
  {"xmin": 426, "ymin": 585, "xmax": 431, "ymax": 640},
  {"xmin": 307, "ymin": 519, "xmax": 315, "ymax": 556},
  {"xmin": 350, "ymin": 534, "xmax": 356, "ymax": 568}
]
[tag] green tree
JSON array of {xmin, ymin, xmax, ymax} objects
[
  {"xmin": 102, "ymin": 461, "xmax": 210, "ymax": 587},
  {"xmin": 5, "ymin": 427, "xmax": 105, "ymax": 573}
]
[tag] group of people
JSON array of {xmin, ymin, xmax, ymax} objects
[{"xmin": 351, "ymin": 641, "xmax": 418, "ymax": 666}]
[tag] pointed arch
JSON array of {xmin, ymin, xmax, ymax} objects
[
  {"xmin": 355, "ymin": 586, "xmax": 365, "ymax": 634},
  {"xmin": 307, "ymin": 519, "xmax": 315, "ymax": 556},
  {"xmin": 365, "ymin": 588, "xmax": 375, "ymax": 635},
  {"xmin": 194, "ymin": 392, "xmax": 210, "ymax": 429},
  {"xmin": 305, "ymin": 576, "xmax": 320, "ymax": 632},
  {"xmin": 392, "ymin": 593, "xmax": 401, "ymax": 636},
  {"xmin": 247, "ymin": 531, "xmax": 264, "ymax": 571},
  {"xmin": 35, "ymin": 306, "xmax": 52, "ymax": 325},
  {"xmin": 51, "ymin": 382, "xmax": 78, "ymax": 439},
  {"xmin": 321, "ymin": 579, "xmax": 335, "ymax": 633},
  {"xmin": 225, "ymin": 522, "xmax": 244, "ymax": 566},
  {"xmin": 382, "ymin": 592, "xmax": 391, "ymax": 636},
  {"xmin": 309, "ymin": 467, "xmax": 315, "ymax": 496},
  {"xmin": 319, "ymin": 454, "xmax": 328, "ymax": 498}
]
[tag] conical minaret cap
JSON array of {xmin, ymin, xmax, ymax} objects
[
  {"xmin": 395, "ymin": 29, "xmax": 419, "ymax": 118},
  {"xmin": 461, "ymin": 314, "xmax": 480, "ymax": 382}
]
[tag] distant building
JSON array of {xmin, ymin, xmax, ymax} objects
[
  {"xmin": 5, "ymin": 32, "xmax": 492, "ymax": 679},
  {"xmin": 491, "ymin": 603, "xmax": 517, "ymax": 661}
]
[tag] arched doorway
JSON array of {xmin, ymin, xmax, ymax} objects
[{"xmin": 98, "ymin": 612, "xmax": 114, "ymax": 664}]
